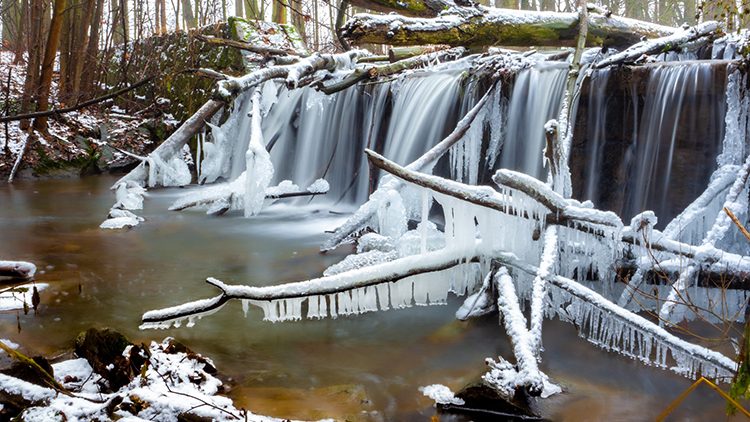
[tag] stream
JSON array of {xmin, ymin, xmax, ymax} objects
[{"xmin": 0, "ymin": 175, "xmax": 744, "ymax": 421}]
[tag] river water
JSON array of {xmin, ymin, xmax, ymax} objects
[{"xmin": 0, "ymin": 175, "xmax": 744, "ymax": 421}]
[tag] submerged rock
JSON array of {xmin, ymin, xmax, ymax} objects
[
  {"xmin": 74, "ymin": 327, "xmax": 140, "ymax": 392},
  {"xmin": 442, "ymin": 375, "xmax": 547, "ymax": 421}
]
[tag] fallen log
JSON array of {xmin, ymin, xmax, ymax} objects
[
  {"xmin": 317, "ymin": 47, "xmax": 465, "ymax": 95},
  {"xmin": 341, "ymin": 6, "xmax": 677, "ymax": 49},
  {"xmin": 194, "ymin": 34, "xmax": 301, "ymax": 57},
  {"xmin": 594, "ymin": 21, "xmax": 720, "ymax": 68},
  {"xmin": 0, "ymin": 261, "xmax": 37, "ymax": 278},
  {"xmin": 349, "ymin": 0, "xmax": 454, "ymax": 18}
]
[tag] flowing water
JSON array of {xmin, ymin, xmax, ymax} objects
[{"xmin": 0, "ymin": 176, "xmax": 745, "ymax": 421}]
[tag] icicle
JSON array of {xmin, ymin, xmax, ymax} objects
[
  {"xmin": 390, "ymin": 279, "xmax": 413, "ymax": 309},
  {"xmin": 328, "ymin": 294, "xmax": 338, "ymax": 319},
  {"xmin": 421, "ymin": 189, "xmax": 429, "ymax": 254},
  {"xmin": 242, "ymin": 299, "xmax": 249, "ymax": 317},
  {"xmin": 376, "ymin": 283, "xmax": 390, "ymax": 310},
  {"xmin": 307, "ymin": 296, "xmax": 320, "ymax": 319}
]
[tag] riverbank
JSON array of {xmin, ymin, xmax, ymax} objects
[{"xmin": 0, "ymin": 51, "xmax": 178, "ymax": 183}]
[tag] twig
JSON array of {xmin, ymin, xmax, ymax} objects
[{"xmin": 0, "ymin": 75, "xmax": 157, "ymax": 123}]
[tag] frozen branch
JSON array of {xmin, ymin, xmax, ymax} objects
[
  {"xmin": 490, "ymin": 251, "xmax": 737, "ymax": 379},
  {"xmin": 0, "ymin": 261, "xmax": 37, "ymax": 278},
  {"xmin": 195, "ymin": 34, "xmax": 301, "ymax": 57},
  {"xmin": 317, "ymin": 47, "xmax": 466, "ymax": 95},
  {"xmin": 141, "ymin": 245, "xmax": 478, "ymax": 325},
  {"xmin": 595, "ymin": 21, "xmax": 720, "ymax": 68},
  {"xmin": 494, "ymin": 267, "xmax": 545, "ymax": 395}
]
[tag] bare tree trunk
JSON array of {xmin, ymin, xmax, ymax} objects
[
  {"xmin": 272, "ymin": 0, "xmax": 286, "ymax": 24},
  {"xmin": 291, "ymin": 0, "xmax": 306, "ymax": 44},
  {"xmin": 32, "ymin": 0, "xmax": 66, "ymax": 132},
  {"xmin": 79, "ymin": 0, "xmax": 102, "ymax": 101},
  {"xmin": 244, "ymin": 0, "xmax": 260, "ymax": 19},
  {"xmin": 19, "ymin": 0, "xmax": 43, "ymax": 130},
  {"xmin": 181, "ymin": 0, "xmax": 195, "ymax": 28},
  {"xmin": 159, "ymin": 0, "xmax": 166, "ymax": 32}
]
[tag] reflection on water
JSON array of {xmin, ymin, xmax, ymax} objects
[{"xmin": 0, "ymin": 176, "xmax": 745, "ymax": 421}]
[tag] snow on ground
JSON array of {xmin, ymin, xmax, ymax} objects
[
  {"xmin": 0, "ymin": 51, "xmax": 171, "ymax": 182},
  {"xmin": 2, "ymin": 338, "xmax": 296, "ymax": 422}
]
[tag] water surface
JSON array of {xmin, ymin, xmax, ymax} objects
[{"xmin": 0, "ymin": 176, "xmax": 744, "ymax": 421}]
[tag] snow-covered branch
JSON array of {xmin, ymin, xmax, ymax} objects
[
  {"xmin": 141, "ymin": 245, "xmax": 479, "ymax": 327},
  {"xmin": 490, "ymin": 251, "xmax": 737, "ymax": 379},
  {"xmin": 0, "ymin": 260, "xmax": 37, "ymax": 278},
  {"xmin": 595, "ymin": 21, "xmax": 720, "ymax": 68}
]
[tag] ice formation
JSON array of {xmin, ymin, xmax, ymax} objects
[{"xmin": 138, "ymin": 42, "xmax": 750, "ymax": 406}]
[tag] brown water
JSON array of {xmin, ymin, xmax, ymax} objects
[{"xmin": 0, "ymin": 175, "xmax": 745, "ymax": 421}]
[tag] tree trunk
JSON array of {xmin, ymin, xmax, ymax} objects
[
  {"xmin": 272, "ymin": 0, "xmax": 286, "ymax": 24},
  {"xmin": 341, "ymin": 6, "xmax": 678, "ymax": 49},
  {"xmin": 244, "ymin": 0, "xmax": 261, "ymax": 19},
  {"xmin": 159, "ymin": 0, "xmax": 166, "ymax": 33},
  {"xmin": 18, "ymin": 0, "xmax": 43, "ymax": 130},
  {"xmin": 181, "ymin": 0, "xmax": 195, "ymax": 28},
  {"xmin": 31, "ymin": 0, "xmax": 66, "ymax": 132},
  {"xmin": 79, "ymin": 0, "xmax": 102, "ymax": 101},
  {"xmin": 291, "ymin": 0, "xmax": 306, "ymax": 44}
]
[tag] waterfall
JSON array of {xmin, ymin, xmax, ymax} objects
[
  {"xmin": 625, "ymin": 62, "xmax": 727, "ymax": 225},
  {"xmin": 499, "ymin": 61, "xmax": 568, "ymax": 180}
]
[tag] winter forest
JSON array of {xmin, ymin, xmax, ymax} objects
[{"xmin": 3, "ymin": 0, "xmax": 750, "ymax": 420}]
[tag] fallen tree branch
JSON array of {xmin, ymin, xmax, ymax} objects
[
  {"xmin": 0, "ymin": 340, "xmax": 73, "ymax": 396},
  {"xmin": 194, "ymin": 34, "xmax": 300, "ymax": 57},
  {"xmin": 316, "ymin": 47, "xmax": 466, "ymax": 95},
  {"xmin": 114, "ymin": 99, "xmax": 225, "ymax": 187},
  {"xmin": 595, "ymin": 21, "xmax": 720, "ymax": 68},
  {"xmin": 321, "ymin": 82, "xmax": 496, "ymax": 251},
  {"xmin": 0, "ymin": 75, "xmax": 157, "ymax": 123},
  {"xmin": 366, "ymin": 149, "xmax": 621, "ymax": 228},
  {"xmin": 141, "ymin": 245, "xmax": 477, "ymax": 324},
  {"xmin": 214, "ymin": 50, "xmax": 367, "ymax": 102},
  {"xmin": 491, "ymin": 251, "xmax": 737, "ymax": 379}
]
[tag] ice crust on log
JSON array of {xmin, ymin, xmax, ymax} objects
[{"xmin": 0, "ymin": 261, "xmax": 37, "ymax": 278}]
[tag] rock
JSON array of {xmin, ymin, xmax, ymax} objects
[
  {"xmin": 13, "ymin": 406, "xmax": 66, "ymax": 422},
  {"xmin": 74, "ymin": 328, "xmax": 136, "ymax": 392},
  {"xmin": 448, "ymin": 375, "xmax": 543, "ymax": 420}
]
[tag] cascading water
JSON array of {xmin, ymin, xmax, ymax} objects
[
  {"xmin": 499, "ymin": 61, "xmax": 568, "ymax": 180},
  {"xmin": 574, "ymin": 61, "xmax": 728, "ymax": 228},
  {"xmin": 228, "ymin": 69, "xmax": 480, "ymax": 205},
  {"xmin": 626, "ymin": 62, "xmax": 727, "ymax": 224}
]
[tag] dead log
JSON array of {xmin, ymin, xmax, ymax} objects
[
  {"xmin": 194, "ymin": 34, "xmax": 301, "ymax": 57},
  {"xmin": 341, "ymin": 6, "xmax": 677, "ymax": 49},
  {"xmin": 349, "ymin": 0, "xmax": 454, "ymax": 18},
  {"xmin": 214, "ymin": 50, "xmax": 367, "ymax": 102},
  {"xmin": 317, "ymin": 47, "xmax": 465, "ymax": 95},
  {"xmin": 388, "ymin": 45, "xmax": 450, "ymax": 62},
  {"xmin": 0, "ymin": 261, "xmax": 37, "ymax": 278},
  {"xmin": 595, "ymin": 21, "xmax": 719, "ymax": 68}
]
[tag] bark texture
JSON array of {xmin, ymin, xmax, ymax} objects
[{"xmin": 341, "ymin": 6, "xmax": 677, "ymax": 48}]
